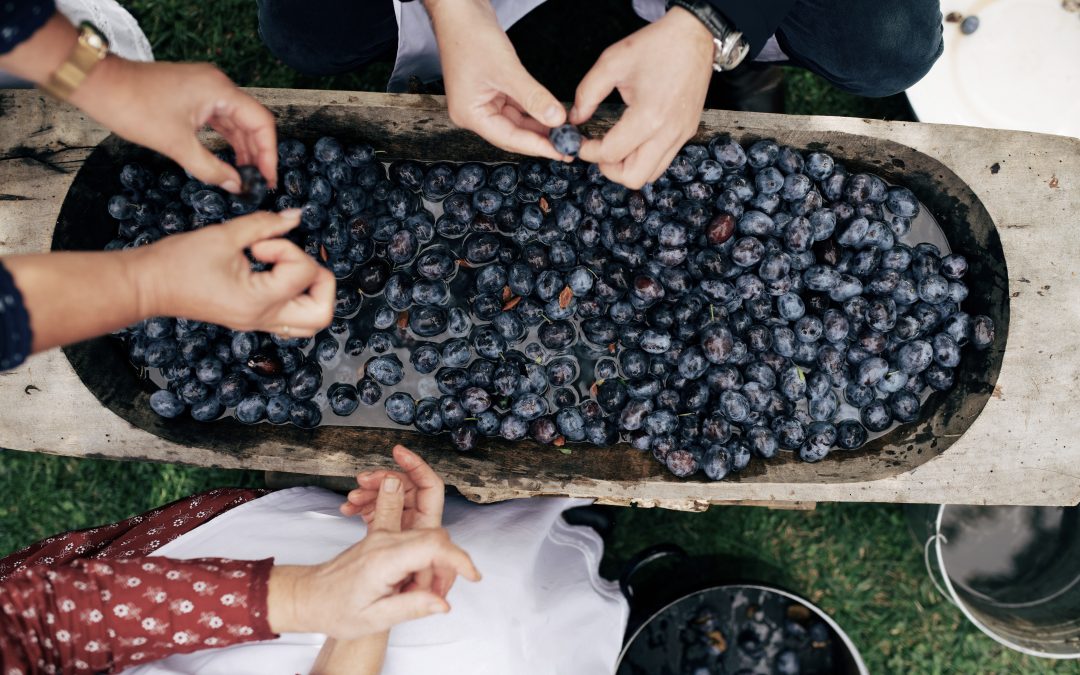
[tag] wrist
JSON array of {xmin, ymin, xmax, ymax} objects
[
  {"xmin": 123, "ymin": 242, "xmax": 164, "ymax": 322},
  {"xmin": 267, "ymin": 565, "xmax": 310, "ymax": 634},
  {"xmin": 666, "ymin": 1, "xmax": 749, "ymax": 72},
  {"xmin": 665, "ymin": 5, "xmax": 717, "ymax": 58},
  {"xmin": 426, "ymin": 0, "xmax": 500, "ymax": 38},
  {"xmin": 68, "ymin": 54, "xmax": 128, "ymax": 113},
  {"xmin": 425, "ymin": 0, "xmax": 488, "ymax": 19}
]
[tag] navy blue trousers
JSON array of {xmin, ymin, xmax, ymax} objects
[{"xmin": 257, "ymin": 0, "xmax": 942, "ymax": 98}]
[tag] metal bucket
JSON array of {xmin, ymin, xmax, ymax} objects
[
  {"xmin": 615, "ymin": 545, "xmax": 869, "ymax": 674},
  {"xmin": 907, "ymin": 504, "xmax": 1080, "ymax": 659}
]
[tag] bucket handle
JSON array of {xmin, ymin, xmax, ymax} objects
[{"xmin": 923, "ymin": 533, "xmax": 957, "ymax": 607}]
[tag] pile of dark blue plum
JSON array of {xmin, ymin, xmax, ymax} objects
[
  {"xmin": 108, "ymin": 132, "xmax": 994, "ymax": 480},
  {"xmin": 677, "ymin": 600, "xmax": 838, "ymax": 674}
]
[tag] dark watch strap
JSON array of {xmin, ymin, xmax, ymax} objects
[
  {"xmin": 667, "ymin": 0, "xmax": 750, "ymax": 71},
  {"xmin": 668, "ymin": 0, "xmax": 735, "ymax": 41}
]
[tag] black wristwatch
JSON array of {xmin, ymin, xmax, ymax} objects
[{"xmin": 667, "ymin": 0, "xmax": 750, "ymax": 72}]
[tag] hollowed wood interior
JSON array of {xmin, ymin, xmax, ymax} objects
[{"xmin": 53, "ymin": 105, "xmax": 1009, "ymax": 486}]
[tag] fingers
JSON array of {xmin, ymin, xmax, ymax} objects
[
  {"xmin": 349, "ymin": 529, "xmax": 478, "ymax": 605},
  {"xmin": 351, "ymin": 470, "xmax": 411, "ymax": 494},
  {"xmin": 380, "ymin": 529, "xmax": 481, "ymax": 584},
  {"xmin": 229, "ymin": 208, "xmax": 302, "ymax": 248},
  {"xmin": 242, "ymin": 224, "xmax": 334, "ymax": 334},
  {"xmin": 346, "ymin": 448, "xmax": 445, "ymax": 528},
  {"xmin": 224, "ymin": 90, "xmax": 279, "ymax": 189},
  {"xmin": 250, "ymin": 242, "xmax": 334, "ymax": 334},
  {"xmin": 577, "ymin": 105, "xmax": 662, "ymax": 169},
  {"xmin": 392, "ymin": 446, "xmax": 442, "ymax": 490},
  {"xmin": 412, "ymin": 567, "xmax": 436, "ymax": 595},
  {"xmin": 502, "ymin": 67, "xmax": 565, "ymax": 129},
  {"xmin": 475, "ymin": 111, "xmax": 565, "ymax": 161},
  {"xmin": 270, "ymin": 266, "xmax": 335, "ymax": 332},
  {"xmin": 209, "ymin": 116, "xmax": 252, "ymax": 168},
  {"xmin": 600, "ymin": 132, "xmax": 678, "ymax": 190},
  {"xmin": 371, "ymin": 476, "xmax": 405, "ymax": 533},
  {"xmin": 343, "ymin": 470, "xmax": 413, "ymax": 519},
  {"xmin": 432, "ymin": 568, "xmax": 456, "ymax": 598},
  {"xmin": 195, "ymin": 65, "xmax": 278, "ymax": 189},
  {"xmin": 502, "ymin": 103, "xmax": 555, "ymax": 137},
  {"xmin": 642, "ymin": 141, "xmax": 684, "ymax": 187},
  {"xmin": 571, "ymin": 47, "xmax": 624, "ymax": 125},
  {"xmin": 270, "ymin": 297, "xmax": 335, "ymax": 337},
  {"xmin": 362, "ymin": 590, "xmax": 449, "ymax": 633},
  {"xmin": 392, "ymin": 445, "xmax": 444, "ymax": 528},
  {"xmin": 250, "ymin": 239, "xmax": 323, "ymax": 298},
  {"xmin": 177, "ymin": 134, "xmax": 243, "ymax": 193}
]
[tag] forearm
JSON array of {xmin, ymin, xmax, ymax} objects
[
  {"xmin": 0, "ymin": 11, "xmax": 140, "ymax": 135},
  {"xmin": 268, "ymin": 563, "xmax": 393, "ymax": 674},
  {"xmin": 0, "ymin": 557, "xmax": 276, "ymax": 673},
  {"xmin": 425, "ymin": 0, "xmax": 500, "ymax": 43},
  {"xmin": 311, "ymin": 635, "xmax": 389, "ymax": 675},
  {"xmin": 0, "ymin": 11, "xmax": 76, "ymax": 83},
  {"xmin": 4, "ymin": 247, "xmax": 153, "ymax": 353}
]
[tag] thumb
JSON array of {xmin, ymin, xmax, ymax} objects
[
  {"xmin": 503, "ymin": 66, "xmax": 565, "ymax": 128},
  {"xmin": 571, "ymin": 51, "xmax": 621, "ymax": 125},
  {"xmin": 228, "ymin": 209, "xmax": 302, "ymax": 248},
  {"xmin": 361, "ymin": 591, "xmax": 449, "ymax": 633},
  {"xmin": 176, "ymin": 136, "xmax": 243, "ymax": 193}
]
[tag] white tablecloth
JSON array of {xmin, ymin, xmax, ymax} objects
[{"xmin": 122, "ymin": 487, "xmax": 627, "ymax": 675}]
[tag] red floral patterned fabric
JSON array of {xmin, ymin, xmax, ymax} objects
[
  {"xmin": 0, "ymin": 557, "xmax": 276, "ymax": 674},
  {"xmin": 0, "ymin": 488, "xmax": 279, "ymax": 673},
  {"xmin": 0, "ymin": 488, "xmax": 268, "ymax": 581}
]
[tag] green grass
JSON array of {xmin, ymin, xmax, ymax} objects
[
  {"xmin": 1, "ymin": 2, "xmax": 1077, "ymax": 673},
  {"xmin": 605, "ymin": 504, "xmax": 1079, "ymax": 674},
  {"xmin": 0, "ymin": 450, "xmax": 262, "ymax": 554}
]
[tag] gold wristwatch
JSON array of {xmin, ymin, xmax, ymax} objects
[{"xmin": 40, "ymin": 22, "xmax": 110, "ymax": 101}]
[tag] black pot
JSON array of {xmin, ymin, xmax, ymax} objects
[{"xmin": 615, "ymin": 545, "xmax": 868, "ymax": 674}]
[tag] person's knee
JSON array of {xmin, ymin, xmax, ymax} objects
[
  {"xmin": 785, "ymin": 2, "xmax": 944, "ymax": 97},
  {"xmin": 258, "ymin": 0, "xmax": 397, "ymax": 76}
]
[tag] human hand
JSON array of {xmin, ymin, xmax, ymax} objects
[
  {"xmin": 571, "ymin": 7, "xmax": 714, "ymax": 188},
  {"xmin": 311, "ymin": 461, "xmax": 452, "ymax": 673},
  {"xmin": 269, "ymin": 480, "xmax": 481, "ymax": 639},
  {"xmin": 342, "ymin": 445, "xmax": 445, "ymax": 531},
  {"xmin": 131, "ymin": 209, "xmax": 334, "ymax": 336},
  {"xmin": 427, "ymin": 0, "xmax": 569, "ymax": 160},
  {"xmin": 70, "ymin": 57, "xmax": 278, "ymax": 192},
  {"xmin": 343, "ymin": 445, "xmax": 450, "ymax": 596}
]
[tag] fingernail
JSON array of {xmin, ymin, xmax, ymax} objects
[
  {"xmin": 222, "ymin": 180, "xmax": 240, "ymax": 193},
  {"xmin": 544, "ymin": 105, "xmax": 561, "ymax": 125},
  {"xmin": 428, "ymin": 602, "xmax": 447, "ymax": 614},
  {"xmin": 382, "ymin": 476, "xmax": 400, "ymax": 493},
  {"xmin": 279, "ymin": 208, "xmax": 301, "ymax": 220}
]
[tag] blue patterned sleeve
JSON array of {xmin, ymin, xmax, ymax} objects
[
  {"xmin": 0, "ymin": 261, "xmax": 32, "ymax": 371},
  {"xmin": 0, "ymin": 0, "xmax": 56, "ymax": 55}
]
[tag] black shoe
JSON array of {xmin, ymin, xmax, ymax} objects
[{"xmin": 562, "ymin": 504, "xmax": 618, "ymax": 541}]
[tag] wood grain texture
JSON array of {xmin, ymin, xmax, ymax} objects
[{"xmin": 1, "ymin": 88, "xmax": 1078, "ymax": 508}]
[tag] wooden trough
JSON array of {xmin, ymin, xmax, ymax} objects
[{"xmin": 1, "ymin": 88, "xmax": 1077, "ymax": 509}]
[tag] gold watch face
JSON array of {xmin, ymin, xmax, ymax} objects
[{"xmin": 78, "ymin": 21, "xmax": 110, "ymax": 53}]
